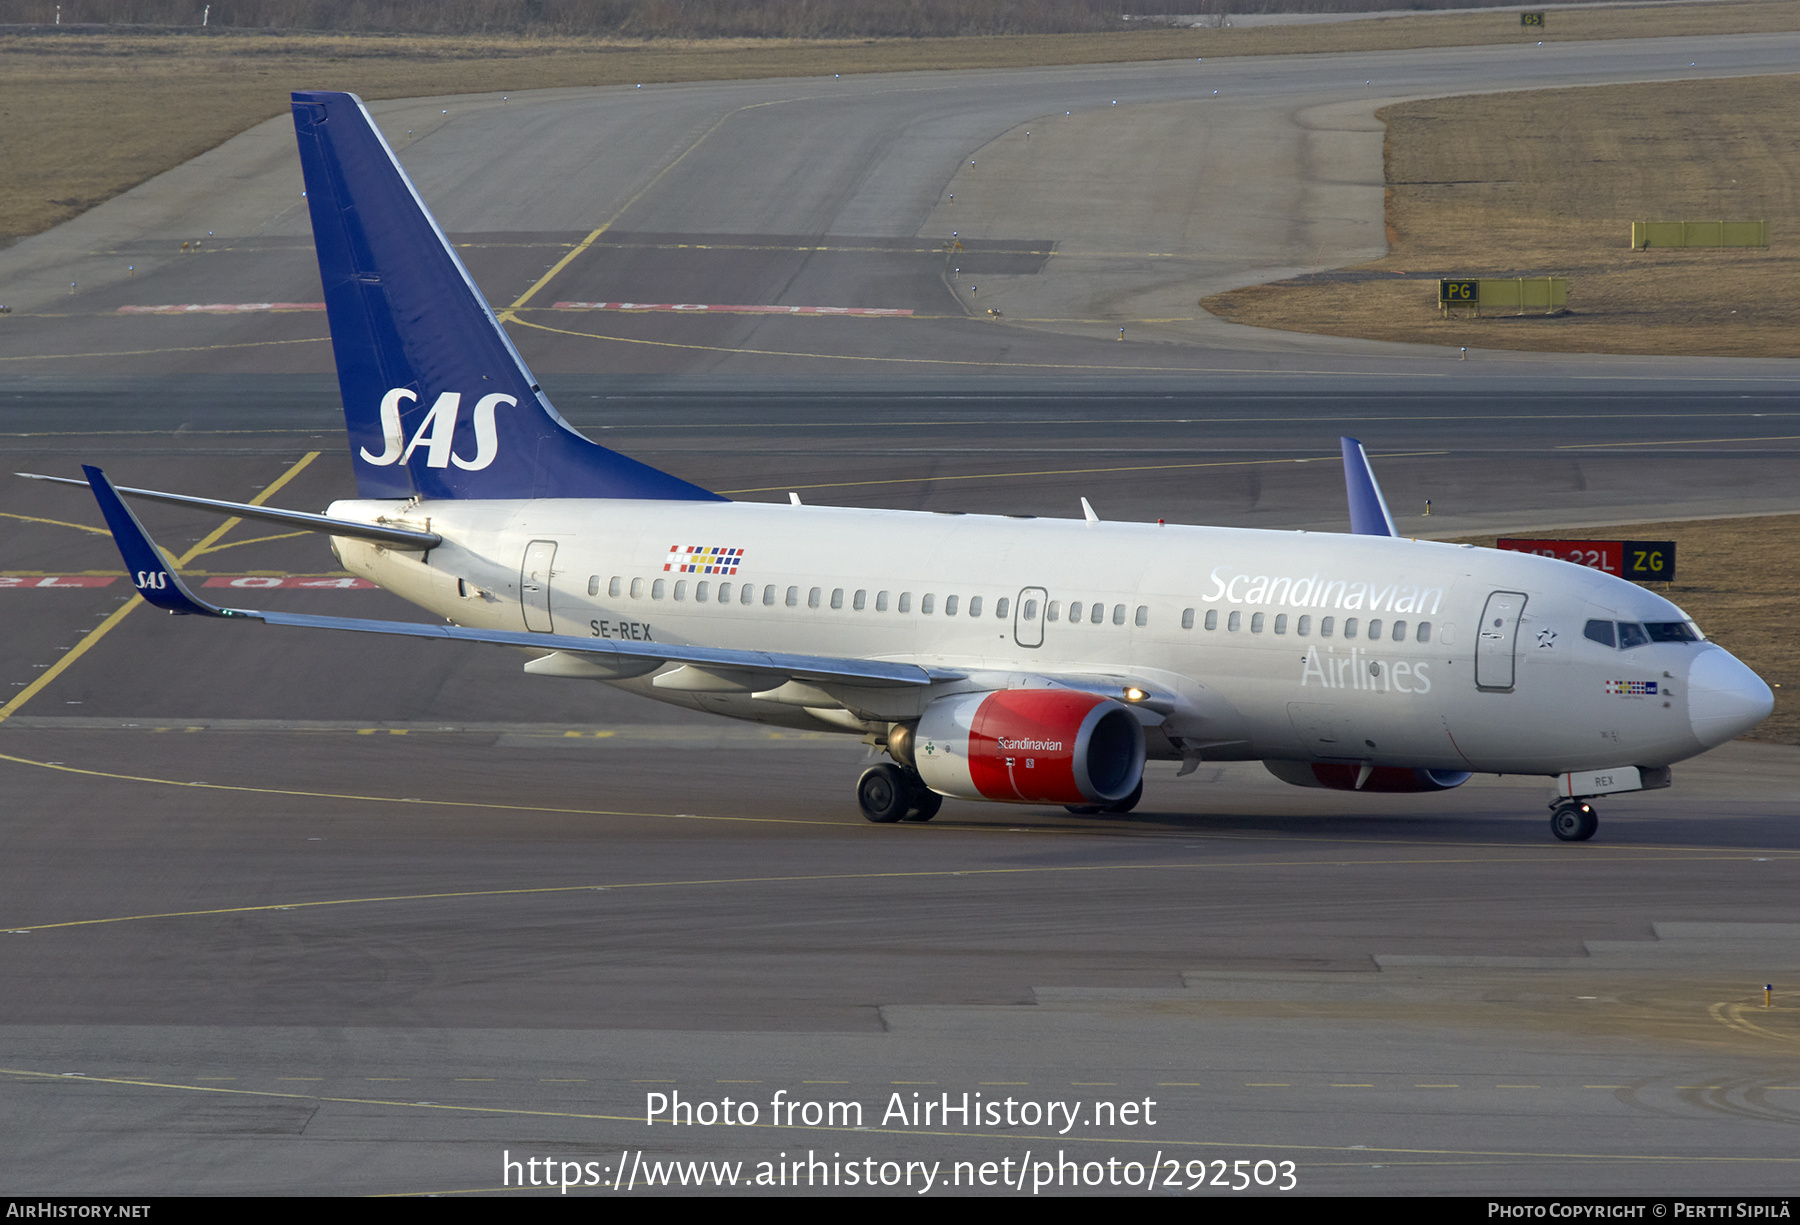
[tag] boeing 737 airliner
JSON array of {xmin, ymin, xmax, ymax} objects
[{"xmin": 30, "ymin": 91, "xmax": 1774, "ymax": 840}]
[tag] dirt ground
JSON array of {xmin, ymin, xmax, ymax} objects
[
  {"xmin": 1204, "ymin": 75, "xmax": 1800, "ymax": 359},
  {"xmin": 3, "ymin": 0, "xmax": 1798, "ymax": 243},
  {"xmin": 1450, "ymin": 516, "xmax": 1797, "ymax": 744}
]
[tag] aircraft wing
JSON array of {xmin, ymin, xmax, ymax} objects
[{"xmin": 81, "ymin": 464, "xmax": 953, "ymax": 690}]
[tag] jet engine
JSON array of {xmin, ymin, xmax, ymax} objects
[
  {"xmin": 1264, "ymin": 761, "xmax": 1472, "ymax": 793},
  {"xmin": 911, "ymin": 689, "xmax": 1145, "ymax": 805}
]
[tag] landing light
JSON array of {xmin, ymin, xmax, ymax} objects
[{"xmin": 1123, "ymin": 687, "xmax": 1147, "ymax": 703}]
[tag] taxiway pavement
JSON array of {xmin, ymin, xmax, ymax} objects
[{"xmin": 0, "ymin": 34, "xmax": 1796, "ymax": 1197}]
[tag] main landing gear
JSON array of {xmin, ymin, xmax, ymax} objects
[
  {"xmin": 857, "ymin": 763, "xmax": 942, "ymax": 824},
  {"xmin": 1549, "ymin": 799, "xmax": 1598, "ymax": 842}
]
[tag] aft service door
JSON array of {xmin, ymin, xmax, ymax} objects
[
  {"xmin": 521, "ymin": 540, "xmax": 557, "ymax": 633},
  {"xmin": 1014, "ymin": 587, "xmax": 1047, "ymax": 648},
  {"xmin": 1475, "ymin": 590, "xmax": 1527, "ymax": 690}
]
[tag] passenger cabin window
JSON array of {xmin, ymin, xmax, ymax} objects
[
  {"xmin": 1344, "ymin": 617, "xmax": 1358, "ymax": 639},
  {"xmin": 968, "ymin": 596, "xmax": 982, "ymax": 618},
  {"xmin": 630, "ymin": 578, "xmax": 644, "ymax": 599},
  {"xmin": 1391, "ymin": 620, "xmax": 1405, "ymax": 641},
  {"xmin": 1112, "ymin": 604, "xmax": 1126, "ymax": 626},
  {"xmin": 921, "ymin": 594, "xmax": 935, "ymax": 615},
  {"xmin": 1320, "ymin": 617, "xmax": 1334, "ymax": 637},
  {"xmin": 995, "ymin": 597, "xmax": 1009, "ymax": 619},
  {"xmin": 875, "ymin": 591, "xmax": 889, "ymax": 612},
  {"xmin": 1204, "ymin": 609, "xmax": 1218, "ymax": 631},
  {"xmin": 852, "ymin": 589, "xmax": 865, "ymax": 611},
  {"xmin": 673, "ymin": 580, "xmax": 687, "ymax": 601},
  {"xmin": 787, "ymin": 586, "xmax": 801, "ymax": 608},
  {"xmin": 587, "ymin": 575, "xmax": 600, "ymax": 597},
  {"xmin": 1416, "ymin": 621, "xmax": 1431, "ymax": 643},
  {"xmin": 1250, "ymin": 612, "xmax": 1264, "ymax": 633},
  {"xmin": 696, "ymin": 580, "xmax": 710, "ymax": 602},
  {"xmin": 609, "ymin": 576, "xmax": 622, "ymax": 598},
  {"xmin": 1069, "ymin": 601, "xmax": 1083, "ymax": 623},
  {"xmin": 652, "ymin": 579, "xmax": 666, "ymax": 600},
  {"xmin": 808, "ymin": 587, "xmax": 821, "ymax": 609},
  {"xmin": 1274, "ymin": 614, "xmax": 1288, "ymax": 634},
  {"xmin": 831, "ymin": 588, "xmax": 844, "ymax": 610},
  {"xmin": 1228, "ymin": 611, "xmax": 1241, "ymax": 632},
  {"xmin": 1366, "ymin": 618, "xmax": 1380, "ymax": 640},
  {"xmin": 1297, "ymin": 615, "xmax": 1311, "ymax": 636},
  {"xmin": 899, "ymin": 592, "xmax": 912, "ymax": 614},
  {"xmin": 1181, "ymin": 608, "xmax": 1195, "ymax": 630},
  {"xmin": 1022, "ymin": 598, "xmax": 1037, "ymax": 621},
  {"xmin": 1047, "ymin": 600, "xmax": 1060, "ymax": 622},
  {"xmin": 1134, "ymin": 606, "xmax": 1147, "ymax": 628},
  {"xmin": 762, "ymin": 585, "xmax": 776, "ymax": 606}
]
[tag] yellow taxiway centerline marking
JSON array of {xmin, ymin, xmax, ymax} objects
[
  {"xmin": 0, "ymin": 789, "xmax": 1778, "ymax": 934},
  {"xmin": 0, "ymin": 511, "xmax": 112, "ymax": 535},
  {"xmin": 721, "ymin": 451, "xmax": 1448, "ymax": 495},
  {"xmin": 0, "ymin": 337, "xmax": 326, "ymax": 363},
  {"xmin": 508, "ymin": 313, "xmax": 1453, "ymax": 378},
  {"xmin": 0, "ymin": 452, "xmax": 318, "ymax": 726},
  {"xmin": 1557, "ymin": 435, "xmax": 1800, "ymax": 449},
  {"xmin": 495, "ymin": 99, "xmax": 786, "ymax": 325}
]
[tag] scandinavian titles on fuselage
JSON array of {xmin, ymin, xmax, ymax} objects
[
  {"xmin": 1204, "ymin": 565, "xmax": 1444, "ymax": 615},
  {"xmin": 1299, "ymin": 645, "xmax": 1432, "ymax": 693}
]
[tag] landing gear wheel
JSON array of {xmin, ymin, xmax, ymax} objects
[
  {"xmin": 1102, "ymin": 779, "xmax": 1144, "ymax": 815},
  {"xmin": 1549, "ymin": 800, "xmax": 1598, "ymax": 842},
  {"xmin": 857, "ymin": 764, "xmax": 910, "ymax": 823},
  {"xmin": 902, "ymin": 786, "xmax": 942, "ymax": 823}
]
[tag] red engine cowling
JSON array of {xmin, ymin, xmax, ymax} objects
[
  {"xmin": 1264, "ymin": 761, "xmax": 1472, "ymax": 793},
  {"xmin": 914, "ymin": 689, "xmax": 1145, "ymax": 805}
]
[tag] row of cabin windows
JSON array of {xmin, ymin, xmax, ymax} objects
[
  {"xmin": 1180, "ymin": 608, "xmax": 1433, "ymax": 643},
  {"xmin": 585, "ymin": 577, "xmax": 1151, "ymax": 627}
]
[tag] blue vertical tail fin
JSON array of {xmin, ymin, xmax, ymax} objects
[{"xmin": 291, "ymin": 91, "xmax": 721, "ymax": 503}]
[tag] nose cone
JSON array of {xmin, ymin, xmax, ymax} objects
[{"xmin": 1688, "ymin": 648, "xmax": 1774, "ymax": 747}]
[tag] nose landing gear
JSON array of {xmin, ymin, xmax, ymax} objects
[{"xmin": 1549, "ymin": 799, "xmax": 1598, "ymax": 842}]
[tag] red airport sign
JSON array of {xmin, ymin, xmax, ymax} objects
[{"xmin": 1496, "ymin": 539, "xmax": 1675, "ymax": 581}]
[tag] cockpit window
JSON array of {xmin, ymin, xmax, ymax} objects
[{"xmin": 1589, "ymin": 619, "xmax": 1703, "ymax": 649}]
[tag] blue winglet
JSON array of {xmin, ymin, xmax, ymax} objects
[
  {"xmin": 1339, "ymin": 437, "xmax": 1398, "ymax": 537},
  {"xmin": 83, "ymin": 465, "xmax": 228, "ymax": 617}
]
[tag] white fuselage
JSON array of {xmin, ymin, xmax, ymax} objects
[{"xmin": 327, "ymin": 497, "xmax": 1760, "ymax": 777}]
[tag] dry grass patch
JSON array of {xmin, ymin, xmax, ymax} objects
[
  {"xmin": 5, "ymin": 0, "xmax": 1799, "ymax": 243},
  {"xmin": 1205, "ymin": 75, "xmax": 1800, "ymax": 358},
  {"xmin": 1451, "ymin": 516, "xmax": 1799, "ymax": 744}
]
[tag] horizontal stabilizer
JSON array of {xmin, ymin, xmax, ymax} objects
[{"xmin": 21, "ymin": 471, "xmax": 440, "ymax": 548}]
